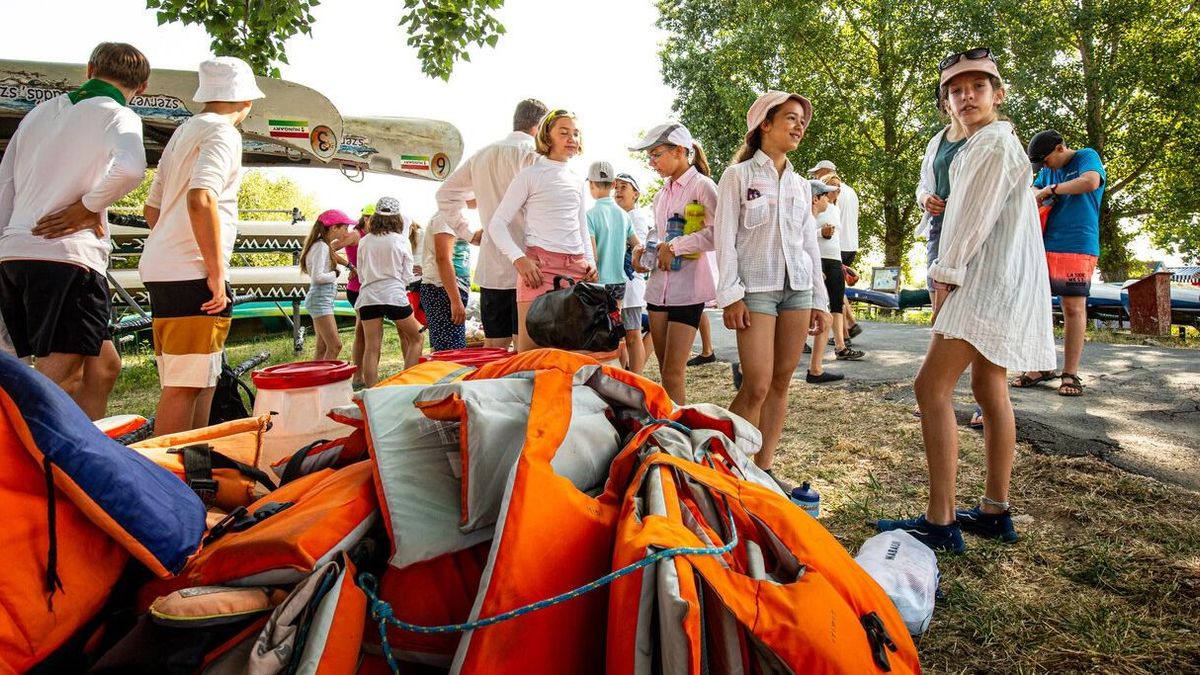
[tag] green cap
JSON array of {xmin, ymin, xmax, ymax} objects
[{"xmin": 361, "ymin": 202, "xmax": 376, "ymax": 216}]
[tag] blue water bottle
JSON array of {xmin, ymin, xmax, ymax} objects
[
  {"xmin": 790, "ymin": 482, "xmax": 820, "ymax": 519},
  {"xmin": 665, "ymin": 213, "xmax": 685, "ymax": 271}
]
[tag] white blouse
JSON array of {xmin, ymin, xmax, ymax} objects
[
  {"xmin": 305, "ymin": 240, "xmax": 337, "ymax": 285},
  {"xmin": 355, "ymin": 232, "xmax": 414, "ymax": 308},
  {"xmin": 712, "ymin": 150, "xmax": 828, "ymax": 311},
  {"xmin": 929, "ymin": 121, "xmax": 1055, "ymax": 372},
  {"xmin": 488, "ymin": 156, "xmax": 593, "ymax": 265},
  {"xmin": 816, "ymin": 203, "xmax": 843, "ymax": 260}
]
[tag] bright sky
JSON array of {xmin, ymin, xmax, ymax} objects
[{"xmin": 5, "ymin": 0, "xmax": 676, "ymax": 229}]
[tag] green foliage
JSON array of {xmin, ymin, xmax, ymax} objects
[
  {"xmin": 112, "ymin": 169, "xmax": 155, "ymax": 213},
  {"xmin": 981, "ymin": 0, "xmax": 1200, "ymax": 275},
  {"xmin": 657, "ymin": 0, "xmax": 967, "ymax": 270},
  {"xmin": 398, "ymin": 0, "xmax": 508, "ymax": 81},
  {"xmin": 146, "ymin": 0, "xmax": 320, "ymax": 77},
  {"xmin": 236, "ymin": 170, "xmax": 320, "ymax": 222},
  {"xmin": 146, "ymin": 0, "xmax": 506, "ymax": 80},
  {"xmin": 658, "ymin": 0, "xmax": 1200, "ymax": 276}
]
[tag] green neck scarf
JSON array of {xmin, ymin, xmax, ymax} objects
[{"xmin": 67, "ymin": 79, "xmax": 127, "ymax": 107}]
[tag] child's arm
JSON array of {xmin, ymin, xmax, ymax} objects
[
  {"xmin": 434, "ymin": 155, "xmax": 479, "ymax": 242},
  {"xmin": 307, "ymin": 243, "xmax": 338, "ymax": 284},
  {"xmin": 186, "ymin": 125, "xmax": 242, "ymax": 314},
  {"xmin": 714, "ymin": 166, "xmax": 747, "ymax": 319}
]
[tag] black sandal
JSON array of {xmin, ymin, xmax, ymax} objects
[
  {"xmin": 1011, "ymin": 370, "xmax": 1057, "ymax": 388},
  {"xmin": 1058, "ymin": 373, "xmax": 1084, "ymax": 397}
]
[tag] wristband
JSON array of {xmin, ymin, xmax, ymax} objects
[{"xmin": 1049, "ymin": 183, "xmax": 1058, "ymax": 196}]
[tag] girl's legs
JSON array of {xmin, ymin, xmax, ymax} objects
[
  {"xmin": 660, "ymin": 320, "xmax": 699, "ymax": 404},
  {"xmin": 312, "ymin": 314, "xmax": 342, "ymax": 360},
  {"xmin": 395, "ymin": 315, "xmax": 425, "ymax": 369},
  {"xmin": 830, "ymin": 313, "xmax": 846, "ymax": 351},
  {"xmin": 361, "ymin": 318, "xmax": 384, "ymax": 386},
  {"xmin": 648, "ymin": 311, "xmax": 669, "ymax": 367},
  {"xmin": 912, "ymin": 334, "xmax": 977, "ymax": 524},
  {"xmin": 808, "ymin": 313, "xmax": 829, "ymax": 375},
  {"xmin": 970, "ymin": 355, "xmax": 1016, "ymax": 513},
  {"xmin": 350, "ymin": 318, "xmax": 365, "ymax": 386},
  {"xmin": 624, "ymin": 328, "xmax": 646, "ymax": 374},
  {"xmin": 756, "ymin": 309, "xmax": 811, "ymax": 469},
  {"xmin": 515, "ymin": 301, "xmax": 536, "ymax": 352},
  {"xmin": 696, "ymin": 313, "xmax": 714, "ymax": 357},
  {"xmin": 728, "ymin": 311, "xmax": 777, "ymax": 434}
]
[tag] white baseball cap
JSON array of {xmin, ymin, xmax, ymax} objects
[
  {"xmin": 588, "ymin": 160, "xmax": 616, "ymax": 182},
  {"xmin": 807, "ymin": 160, "xmax": 837, "ymax": 175},
  {"xmin": 193, "ymin": 56, "xmax": 266, "ymax": 103},
  {"xmin": 628, "ymin": 122, "xmax": 695, "ymax": 151}
]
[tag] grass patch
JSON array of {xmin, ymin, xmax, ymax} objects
[{"xmin": 670, "ymin": 359, "xmax": 1200, "ymax": 673}]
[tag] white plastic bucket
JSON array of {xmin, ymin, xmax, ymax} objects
[{"xmin": 251, "ymin": 360, "xmax": 357, "ymax": 471}]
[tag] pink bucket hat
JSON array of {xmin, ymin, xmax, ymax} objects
[
  {"xmin": 745, "ymin": 90, "xmax": 813, "ymax": 144},
  {"xmin": 315, "ymin": 209, "xmax": 356, "ymax": 228}
]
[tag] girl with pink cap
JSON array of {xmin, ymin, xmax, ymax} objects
[
  {"xmin": 628, "ymin": 122, "xmax": 717, "ymax": 404},
  {"xmin": 712, "ymin": 90, "xmax": 831, "ymax": 482},
  {"xmin": 876, "ymin": 49, "xmax": 1054, "ymax": 553},
  {"xmin": 299, "ymin": 209, "xmax": 354, "ymax": 360}
]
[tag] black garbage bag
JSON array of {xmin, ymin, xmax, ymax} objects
[{"xmin": 526, "ymin": 276, "xmax": 622, "ymax": 352}]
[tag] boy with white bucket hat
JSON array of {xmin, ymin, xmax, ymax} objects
[{"xmin": 139, "ymin": 56, "xmax": 265, "ymax": 435}]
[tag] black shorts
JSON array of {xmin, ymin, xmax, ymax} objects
[
  {"xmin": 346, "ymin": 289, "xmax": 359, "ymax": 306},
  {"xmin": 479, "ymin": 287, "xmax": 518, "ymax": 339},
  {"xmin": 0, "ymin": 260, "xmax": 112, "ymax": 358},
  {"xmin": 821, "ymin": 258, "xmax": 846, "ymax": 313},
  {"xmin": 646, "ymin": 302, "xmax": 705, "ymax": 329},
  {"xmin": 358, "ymin": 304, "xmax": 414, "ymax": 322},
  {"xmin": 841, "ymin": 251, "xmax": 857, "ymax": 266}
]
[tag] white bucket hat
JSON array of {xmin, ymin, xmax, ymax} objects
[{"xmin": 193, "ymin": 56, "xmax": 266, "ymax": 103}]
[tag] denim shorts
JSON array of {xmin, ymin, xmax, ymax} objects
[
  {"xmin": 305, "ymin": 282, "xmax": 337, "ymax": 317},
  {"xmin": 742, "ymin": 287, "xmax": 814, "ymax": 316}
]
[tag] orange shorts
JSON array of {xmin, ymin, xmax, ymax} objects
[
  {"xmin": 516, "ymin": 246, "xmax": 590, "ymax": 303},
  {"xmin": 1046, "ymin": 252, "xmax": 1097, "ymax": 297}
]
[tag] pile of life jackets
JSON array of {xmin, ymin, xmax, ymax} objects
[{"xmin": 0, "ymin": 349, "xmax": 921, "ymax": 674}]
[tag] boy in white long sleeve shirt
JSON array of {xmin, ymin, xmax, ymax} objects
[{"xmin": 0, "ymin": 42, "xmax": 149, "ymax": 419}]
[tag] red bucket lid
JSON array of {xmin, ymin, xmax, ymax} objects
[{"xmin": 252, "ymin": 360, "xmax": 357, "ymax": 389}]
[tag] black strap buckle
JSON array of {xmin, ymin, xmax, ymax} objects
[
  {"xmin": 861, "ymin": 611, "xmax": 898, "ymax": 672},
  {"xmin": 187, "ymin": 478, "xmax": 219, "ymax": 505},
  {"xmin": 204, "ymin": 505, "xmax": 248, "ymax": 546}
]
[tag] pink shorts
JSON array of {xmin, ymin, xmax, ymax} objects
[{"xmin": 517, "ymin": 246, "xmax": 590, "ymax": 303}]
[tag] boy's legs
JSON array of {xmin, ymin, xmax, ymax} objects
[{"xmin": 80, "ymin": 341, "xmax": 123, "ymax": 419}]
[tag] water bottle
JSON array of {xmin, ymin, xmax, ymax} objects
[
  {"xmin": 665, "ymin": 213, "xmax": 685, "ymax": 271},
  {"xmin": 790, "ymin": 481, "xmax": 820, "ymax": 519},
  {"xmin": 640, "ymin": 241, "xmax": 659, "ymax": 271},
  {"xmin": 682, "ymin": 201, "xmax": 705, "ymax": 260}
]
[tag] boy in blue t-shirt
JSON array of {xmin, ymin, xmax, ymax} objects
[
  {"xmin": 1017, "ymin": 130, "xmax": 1106, "ymax": 397},
  {"xmin": 585, "ymin": 161, "xmax": 637, "ymax": 307}
]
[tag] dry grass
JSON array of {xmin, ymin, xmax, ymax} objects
[{"xmin": 673, "ymin": 359, "xmax": 1200, "ymax": 674}]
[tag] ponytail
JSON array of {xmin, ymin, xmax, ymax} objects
[
  {"xmin": 732, "ymin": 129, "xmax": 761, "ymax": 165},
  {"xmin": 298, "ymin": 220, "xmax": 326, "ymax": 275},
  {"xmin": 690, "ymin": 143, "xmax": 711, "ymax": 177}
]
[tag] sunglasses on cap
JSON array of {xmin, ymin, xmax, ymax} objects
[{"xmin": 939, "ymin": 48, "xmax": 996, "ymax": 72}]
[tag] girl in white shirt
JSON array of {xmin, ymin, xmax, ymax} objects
[
  {"xmin": 355, "ymin": 197, "xmax": 424, "ymax": 384},
  {"xmin": 300, "ymin": 209, "xmax": 354, "ymax": 360},
  {"xmin": 876, "ymin": 50, "xmax": 1054, "ymax": 553},
  {"xmin": 713, "ymin": 90, "xmax": 830, "ymax": 478},
  {"xmin": 489, "ymin": 109, "xmax": 597, "ymax": 352}
]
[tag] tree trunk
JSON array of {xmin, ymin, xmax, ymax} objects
[
  {"xmin": 1097, "ymin": 203, "xmax": 1130, "ymax": 280},
  {"xmin": 883, "ymin": 192, "xmax": 904, "ymax": 267}
]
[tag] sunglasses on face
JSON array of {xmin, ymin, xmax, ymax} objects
[{"xmin": 939, "ymin": 48, "xmax": 996, "ymax": 72}]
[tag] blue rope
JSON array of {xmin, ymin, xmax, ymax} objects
[
  {"xmin": 357, "ymin": 416, "xmax": 716, "ymax": 675},
  {"xmin": 358, "ymin": 512, "xmax": 735, "ymax": 674}
]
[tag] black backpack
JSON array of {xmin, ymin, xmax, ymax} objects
[{"xmin": 208, "ymin": 357, "xmax": 255, "ymax": 426}]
